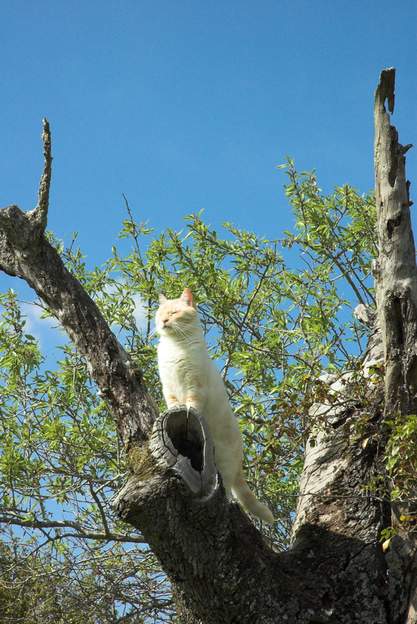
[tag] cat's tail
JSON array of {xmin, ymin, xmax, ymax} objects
[{"xmin": 231, "ymin": 472, "xmax": 274, "ymax": 524}]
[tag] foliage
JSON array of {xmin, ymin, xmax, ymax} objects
[
  {"xmin": 0, "ymin": 540, "xmax": 171, "ymax": 623},
  {"xmin": 385, "ymin": 413, "xmax": 417, "ymax": 502},
  {"xmin": 0, "ymin": 161, "xmax": 377, "ymax": 621}
]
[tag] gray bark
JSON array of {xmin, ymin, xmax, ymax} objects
[
  {"xmin": 374, "ymin": 68, "xmax": 417, "ymax": 415},
  {"xmin": 0, "ymin": 68, "xmax": 415, "ymax": 623},
  {"xmin": 374, "ymin": 67, "xmax": 417, "ymax": 624}
]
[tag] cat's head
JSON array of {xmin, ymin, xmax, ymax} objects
[{"xmin": 155, "ymin": 288, "xmax": 199, "ymax": 337}]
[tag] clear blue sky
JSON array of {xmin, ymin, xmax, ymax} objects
[{"xmin": 1, "ymin": 0, "xmax": 416, "ymax": 276}]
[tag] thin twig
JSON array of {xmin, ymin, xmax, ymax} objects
[{"xmin": 0, "ymin": 514, "xmax": 145, "ymax": 544}]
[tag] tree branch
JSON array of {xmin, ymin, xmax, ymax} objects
[
  {"xmin": 0, "ymin": 155, "xmax": 155, "ymax": 445},
  {"xmin": 374, "ymin": 67, "xmax": 417, "ymax": 414},
  {"xmin": 89, "ymin": 482, "xmax": 112, "ymax": 537},
  {"xmin": 0, "ymin": 513, "xmax": 145, "ymax": 544},
  {"xmin": 374, "ymin": 67, "xmax": 417, "ymax": 624},
  {"xmin": 31, "ymin": 118, "xmax": 52, "ymax": 230}
]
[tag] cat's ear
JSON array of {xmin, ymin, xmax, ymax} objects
[
  {"xmin": 180, "ymin": 288, "xmax": 196, "ymax": 308},
  {"xmin": 159, "ymin": 294, "xmax": 167, "ymax": 304}
]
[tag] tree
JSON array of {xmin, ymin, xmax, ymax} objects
[{"xmin": 0, "ymin": 68, "xmax": 415, "ymax": 622}]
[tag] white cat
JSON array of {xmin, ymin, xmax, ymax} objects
[{"xmin": 156, "ymin": 287, "xmax": 274, "ymax": 524}]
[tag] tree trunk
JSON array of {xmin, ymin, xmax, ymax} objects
[
  {"xmin": 373, "ymin": 67, "xmax": 417, "ymax": 624},
  {"xmin": 374, "ymin": 68, "xmax": 417, "ymax": 415},
  {"xmin": 0, "ymin": 70, "xmax": 415, "ymax": 623}
]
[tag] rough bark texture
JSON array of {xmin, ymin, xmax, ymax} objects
[
  {"xmin": 373, "ymin": 67, "xmax": 417, "ymax": 624},
  {"xmin": 374, "ymin": 68, "xmax": 417, "ymax": 415},
  {"xmin": 0, "ymin": 70, "xmax": 415, "ymax": 623},
  {"xmin": 115, "ymin": 405, "xmax": 389, "ymax": 624}
]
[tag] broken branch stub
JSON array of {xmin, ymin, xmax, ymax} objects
[
  {"xmin": 374, "ymin": 67, "xmax": 417, "ymax": 414},
  {"xmin": 29, "ymin": 117, "xmax": 52, "ymax": 230},
  {"xmin": 114, "ymin": 406, "xmax": 219, "ymax": 530},
  {"xmin": 149, "ymin": 406, "xmax": 218, "ymax": 498}
]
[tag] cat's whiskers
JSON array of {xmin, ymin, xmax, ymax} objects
[{"xmin": 171, "ymin": 322, "xmax": 189, "ymax": 342}]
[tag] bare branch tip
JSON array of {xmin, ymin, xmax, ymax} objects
[
  {"xmin": 41, "ymin": 118, "xmax": 52, "ymax": 153},
  {"xmin": 33, "ymin": 118, "xmax": 53, "ymax": 229},
  {"xmin": 376, "ymin": 67, "xmax": 396, "ymax": 114}
]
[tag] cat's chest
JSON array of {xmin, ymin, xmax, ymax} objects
[
  {"xmin": 158, "ymin": 343, "xmax": 208, "ymax": 387},
  {"xmin": 158, "ymin": 342, "xmax": 204, "ymax": 375}
]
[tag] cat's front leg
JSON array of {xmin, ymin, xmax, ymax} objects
[{"xmin": 163, "ymin": 390, "xmax": 181, "ymax": 410}]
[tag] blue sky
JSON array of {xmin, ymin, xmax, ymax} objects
[{"xmin": 0, "ymin": 0, "xmax": 416, "ymax": 343}]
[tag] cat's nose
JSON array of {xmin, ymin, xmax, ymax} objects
[{"xmin": 162, "ymin": 318, "xmax": 169, "ymax": 326}]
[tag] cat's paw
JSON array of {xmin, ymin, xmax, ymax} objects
[
  {"xmin": 166, "ymin": 402, "xmax": 182, "ymax": 411},
  {"xmin": 185, "ymin": 403, "xmax": 204, "ymax": 415}
]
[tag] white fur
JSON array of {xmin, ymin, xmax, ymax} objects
[{"xmin": 156, "ymin": 290, "xmax": 274, "ymax": 524}]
